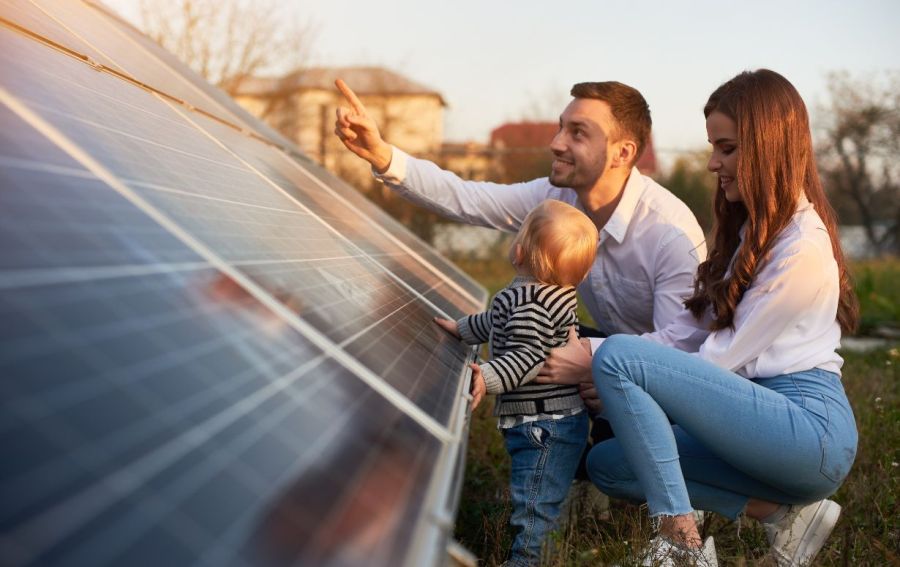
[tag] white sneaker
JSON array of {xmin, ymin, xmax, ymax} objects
[
  {"xmin": 764, "ymin": 499, "xmax": 841, "ymax": 566},
  {"xmin": 692, "ymin": 509, "xmax": 705, "ymax": 527},
  {"xmin": 640, "ymin": 535, "xmax": 718, "ymax": 567}
]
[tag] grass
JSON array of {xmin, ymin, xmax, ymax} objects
[
  {"xmin": 852, "ymin": 258, "xmax": 900, "ymax": 336},
  {"xmin": 452, "ymin": 257, "xmax": 900, "ymax": 565}
]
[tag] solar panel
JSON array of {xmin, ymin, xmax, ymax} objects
[{"xmin": 0, "ymin": 2, "xmax": 487, "ymax": 566}]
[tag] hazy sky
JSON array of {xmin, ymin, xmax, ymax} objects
[{"xmin": 108, "ymin": 0, "xmax": 899, "ymax": 161}]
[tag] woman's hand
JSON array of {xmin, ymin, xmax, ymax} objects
[
  {"xmin": 535, "ymin": 326, "xmax": 593, "ymax": 385},
  {"xmin": 433, "ymin": 317, "xmax": 461, "ymax": 339}
]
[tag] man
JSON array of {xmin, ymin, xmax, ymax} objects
[
  {"xmin": 333, "ymin": 78, "xmax": 705, "ymax": 393},
  {"xmin": 335, "ymin": 78, "xmax": 706, "ymax": 561}
]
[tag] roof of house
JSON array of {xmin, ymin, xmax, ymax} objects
[
  {"xmin": 490, "ymin": 122, "xmax": 559, "ymax": 149},
  {"xmin": 236, "ymin": 66, "xmax": 446, "ymax": 105}
]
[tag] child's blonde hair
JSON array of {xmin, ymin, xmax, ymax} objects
[{"xmin": 512, "ymin": 200, "xmax": 599, "ymax": 287}]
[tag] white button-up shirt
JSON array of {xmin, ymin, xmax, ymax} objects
[
  {"xmin": 376, "ymin": 147, "xmax": 707, "ymax": 344},
  {"xmin": 637, "ymin": 197, "xmax": 844, "ymax": 378}
]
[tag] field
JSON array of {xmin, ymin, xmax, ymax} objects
[{"xmin": 452, "ymin": 257, "xmax": 900, "ymax": 565}]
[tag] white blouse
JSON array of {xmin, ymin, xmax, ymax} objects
[{"xmin": 632, "ymin": 196, "xmax": 844, "ymax": 378}]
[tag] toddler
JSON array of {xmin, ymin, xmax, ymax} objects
[{"xmin": 435, "ymin": 199, "xmax": 599, "ymax": 566}]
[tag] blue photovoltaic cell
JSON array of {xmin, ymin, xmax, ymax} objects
[
  {"xmin": 81, "ymin": 0, "xmax": 303, "ymax": 153},
  {"xmin": 173, "ymin": 107, "xmax": 483, "ymax": 317},
  {"xmin": 0, "ymin": 27, "xmax": 473, "ymax": 424},
  {"xmin": 0, "ymin": 3, "xmax": 485, "ymax": 566},
  {"xmin": 22, "ymin": 0, "xmax": 267, "ymax": 138},
  {"xmin": 294, "ymin": 153, "xmax": 490, "ymax": 303},
  {"xmin": 0, "ymin": 272, "xmax": 440, "ymax": 567},
  {"xmin": 0, "ymin": 0, "xmax": 119, "ymax": 68},
  {"xmin": 0, "ymin": 107, "xmax": 203, "ymax": 271},
  {"xmin": 0, "ymin": 106, "xmax": 443, "ymax": 567}
]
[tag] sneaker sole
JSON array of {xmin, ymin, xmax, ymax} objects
[{"xmin": 794, "ymin": 500, "xmax": 841, "ymax": 565}]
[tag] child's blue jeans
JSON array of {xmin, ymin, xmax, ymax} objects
[
  {"xmin": 586, "ymin": 335, "xmax": 858, "ymax": 520},
  {"xmin": 502, "ymin": 411, "xmax": 588, "ymax": 566}
]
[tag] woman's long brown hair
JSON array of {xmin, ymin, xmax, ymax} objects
[{"xmin": 684, "ymin": 69, "xmax": 859, "ymax": 333}]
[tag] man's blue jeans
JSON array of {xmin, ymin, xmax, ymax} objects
[
  {"xmin": 586, "ymin": 335, "xmax": 858, "ymax": 520},
  {"xmin": 502, "ymin": 411, "xmax": 588, "ymax": 566}
]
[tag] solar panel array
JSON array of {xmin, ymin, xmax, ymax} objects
[{"xmin": 0, "ymin": 1, "xmax": 487, "ymax": 565}]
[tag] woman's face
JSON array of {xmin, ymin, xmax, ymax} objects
[{"xmin": 706, "ymin": 111, "xmax": 741, "ymax": 202}]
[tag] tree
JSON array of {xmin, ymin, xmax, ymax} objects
[
  {"xmin": 137, "ymin": 0, "xmax": 317, "ymax": 98},
  {"xmin": 817, "ymin": 71, "xmax": 900, "ymax": 255},
  {"xmin": 658, "ymin": 151, "xmax": 716, "ymax": 233}
]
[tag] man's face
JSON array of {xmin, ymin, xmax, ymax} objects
[{"xmin": 548, "ymin": 98, "xmax": 614, "ymax": 191}]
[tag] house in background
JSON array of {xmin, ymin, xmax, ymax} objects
[
  {"xmin": 235, "ymin": 67, "xmax": 445, "ymax": 191},
  {"xmin": 438, "ymin": 141, "xmax": 495, "ymax": 181},
  {"xmin": 489, "ymin": 122, "xmax": 558, "ymax": 183}
]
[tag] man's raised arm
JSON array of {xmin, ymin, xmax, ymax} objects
[
  {"xmin": 334, "ymin": 79, "xmax": 393, "ymax": 173},
  {"xmin": 332, "ymin": 79, "xmax": 557, "ymax": 233}
]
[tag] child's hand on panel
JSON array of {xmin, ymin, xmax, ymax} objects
[
  {"xmin": 469, "ymin": 364, "xmax": 486, "ymax": 409},
  {"xmin": 433, "ymin": 317, "xmax": 461, "ymax": 339}
]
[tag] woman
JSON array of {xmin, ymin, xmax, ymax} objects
[{"xmin": 543, "ymin": 69, "xmax": 859, "ymax": 566}]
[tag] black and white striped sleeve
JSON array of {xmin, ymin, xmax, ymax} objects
[
  {"xmin": 457, "ymin": 310, "xmax": 492, "ymax": 345},
  {"xmin": 479, "ymin": 301, "xmax": 555, "ymax": 394}
]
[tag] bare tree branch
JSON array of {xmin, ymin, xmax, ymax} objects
[
  {"xmin": 817, "ymin": 71, "xmax": 900, "ymax": 255},
  {"xmin": 136, "ymin": 0, "xmax": 318, "ymax": 98}
]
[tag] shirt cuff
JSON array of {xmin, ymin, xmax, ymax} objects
[
  {"xmin": 588, "ymin": 337, "xmax": 606, "ymax": 353},
  {"xmin": 456, "ymin": 316, "xmax": 479, "ymax": 345},
  {"xmin": 479, "ymin": 363, "xmax": 504, "ymax": 394},
  {"xmin": 372, "ymin": 145, "xmax": 407, "ymax": 183}
]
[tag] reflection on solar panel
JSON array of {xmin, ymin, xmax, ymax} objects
[{"xmin": 0, "ymin": 2, "xmax": 487, "ymax": 566}]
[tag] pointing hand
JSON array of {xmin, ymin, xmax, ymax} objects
[{"xmin": 334, "ymin": 79, "xmax": 393, "ymax": 172}]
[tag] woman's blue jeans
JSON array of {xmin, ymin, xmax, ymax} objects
[
  {"xmin": 586, "ymin": 335, "xmax": 858, "ymax": 520},
  {"xmin": 503, "ymin": 411, "xmax": 588, "ymax": 566}
]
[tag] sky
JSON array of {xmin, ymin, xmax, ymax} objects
[{"xmin": 107, "ymin": 0, "xmax": 900, "ymax": 164}]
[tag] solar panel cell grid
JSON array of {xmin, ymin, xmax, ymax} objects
[
  {"xmin": 0, "ymin": 267, "xmax": 441, "ymax": 566},
  {"xmin": 0, "ymin": 3, "xmax": 484, "ymax": 565},
  {"xmin": 294, "ymin": 155, "xmax": 489, "ymax": 303},
  {"xmin": 0, "ymin": 0, "xmax": 118, "ymax": 68},
  {"xmin": 80, "ymin": 0, "xmax": 303, "ymax": 153},
  {"xmin": 26, "ymin": 0, "xmax": 258, "ymax": 129},
  {"xmin": 2, "ymin": 28, "xmax": 474, "ymax": 422},
  {"xmin": 169, "ymin": 106, "xmax": 483, "ymax": 316}
]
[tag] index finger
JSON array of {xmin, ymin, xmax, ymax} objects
[{"xmin": 335, "ymin": 79, "xmax": 366, "ymax": 114}]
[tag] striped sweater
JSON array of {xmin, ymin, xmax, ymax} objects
[{"xmin": 457, "ymin": 276, "xmax": 584, "ymax": 416}]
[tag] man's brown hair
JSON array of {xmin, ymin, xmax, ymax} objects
[{"xmin": 570, "ymin": 81, "xmax": 652, "ymax": 165}]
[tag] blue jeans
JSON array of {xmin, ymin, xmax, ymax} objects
[
  {"xmin": 502, "ymin": 411, "xmax": 588, "ymax": 566},
  {"xmin": 586, "ymin": 335, "xmax": 858, "ymax": 520}
]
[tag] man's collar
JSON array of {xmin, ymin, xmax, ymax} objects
[{"xmin": 601, "ymin": 167, "xmax": 642, "ymax": 244}]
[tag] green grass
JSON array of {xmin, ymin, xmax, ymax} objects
[
  {"xmin": 852, "ymin": 258, "xmax": 900, "ymax": 336},
  {"xmin": 452, "ymin": 257, "xmax": 900, "ymax": 565}
]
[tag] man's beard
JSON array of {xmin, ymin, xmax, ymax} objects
[
  {"xmin": 549, "ymin": 168, "xmax": 575, "ymax": 188},
  {"xmin": 549, "ymin": 155, "xmax": 606, "ymax": 190}
]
